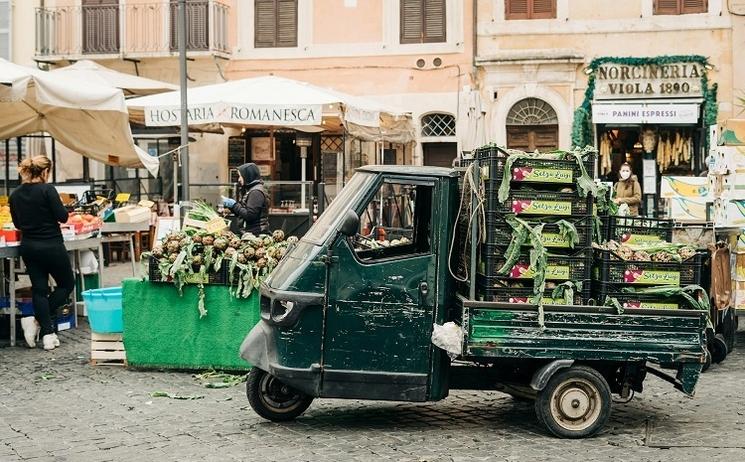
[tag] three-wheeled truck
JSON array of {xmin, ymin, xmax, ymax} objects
[{"xmin": 239, "ymin": 165, "xmax": 707, "ymax": 438}]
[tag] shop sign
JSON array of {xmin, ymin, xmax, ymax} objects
[
  {"xmin": 144, "ymin": 103, "xmax": 323, "ymax": 127},
  {"xmin": 592, "ymin": 103, "xmax": 699, "ymax": 124},
  {"xmin": 594, "ymin": 62, "xmax": 704, "ymax": 100}
]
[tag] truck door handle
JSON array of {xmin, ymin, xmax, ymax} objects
[{"xmin": 419, "ymin": 281, "xmax": 429, "ymax": 296}]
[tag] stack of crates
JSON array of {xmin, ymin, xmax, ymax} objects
[
  {"xmin": 472, "ymin": 147, "xmax": 595, "ymax": 304},
  {"xmin": 594, "ymin": 216, "xmax": 704, "ymax": 310}
]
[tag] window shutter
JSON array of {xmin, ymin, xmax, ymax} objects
[
  {"xmin": 400, "ymin": 0, "xmax": 424, "ymax": 44},
  {"xmin": 531, "ymin": 0, "xmax": 556, "ymax": 19},
  {"xmin": 681, "ymin": 0, "xmax": 707, "ymax": 14},
  {"xmin": 505, "ymin": 0, "xmax": 530, "ymax": 20},
  {"xmin": 423, "ymin": 0, "xmax": 446, "ymax": 43},
  {"xmin": 654, "ymin": 0, "xmax": 682, "ymax": 14},
  {"xmin": 187, "ymin": 1, "xmax": 209, "ymax": 50},
  {"xmin": 255, "ymin": 0, "xmax": 278, "ymax": 48},
  {"xmin": 276, "ymin": 0, "xmax": 298, "ymax": 47}
]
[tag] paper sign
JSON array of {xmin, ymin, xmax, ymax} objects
[
  {"xmin": 205, "ymin": 217, "xmax": 228, "ymax": 233},
  {"xmin": 115, "ymin": 193, "xmax": 131, "ymax": 203},
  {"xmin": 642, "ymin": 159, "xmax": 657, "ymax": 194}
]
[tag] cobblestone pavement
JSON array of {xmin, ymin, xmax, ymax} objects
[{"xmin": 1, "ymin": 266, "xmax": 744, "ymax": 461}]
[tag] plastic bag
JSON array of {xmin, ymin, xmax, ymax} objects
[{"xmin": 431, "ymin": 322, "xmax": 463, "ymax": 359}]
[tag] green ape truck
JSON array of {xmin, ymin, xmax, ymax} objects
[{"xmin": 240, "ymin": 165, "xmax": 707, "ymax": 438}]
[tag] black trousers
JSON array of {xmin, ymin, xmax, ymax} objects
[{"xmin": 20, "ymin": 239, "xmax": 75, "ymax": 336}]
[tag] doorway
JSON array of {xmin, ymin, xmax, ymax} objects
[
  {"xmin": 505, "ymin": 98, "xmax": 558, "ymax": 152},
  {"xmin": 422, "ymin": 142, "xmax": 457, "ymax": 167}
]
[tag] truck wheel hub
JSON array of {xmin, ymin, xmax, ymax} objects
[{"xmin": 550, "ymin": 378, "xmax": 600, "ymax": 431}]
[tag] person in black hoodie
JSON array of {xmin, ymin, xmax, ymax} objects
[
  {"xmin": 10, "ymin": 156, "xmax": 75, "ymax": 351},
  {"xmin": 223, "ymin": 163, "xmax": 269, "ymax": 235}
]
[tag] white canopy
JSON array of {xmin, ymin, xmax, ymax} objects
[
  {"xmin": 52, "ymin": 60, "xmax": 178, "ymax": 97},
  {"xmin": 0, "ymin": 58, "xmax": 157, "ymax": 174},
  {"xmin": 126, "ymin": 75, "xmax": 415, "ymax": 143}
]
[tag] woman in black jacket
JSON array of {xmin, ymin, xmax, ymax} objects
[
  {"xmin": 10, "ymin": 156, "xmax": 75, "ymax": 351},
  {"xmin": 223, "ymin": 163, "xmax": 269, "ymax": 235}
]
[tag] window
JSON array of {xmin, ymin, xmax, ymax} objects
[
  {"xmin": 654, "ymin": 0, "xmax": 707, "ymax": 15},
  {"xmin": 421, "ymin": 113, "xmax": 455, "ymax": 137},
  {"xmin": 400, "ymin": 0, "xmax": 446, "ymax": 44},
  {"xmin": 505, "ymin": 0, "xmax": 557, "ymax": 20},
  {"xmin": 82, "ymin": 0, "xmax": 120, "ymax": 54},
  {"xmin": 255, "ymin": 0, "xmax": 298, "ymax": 48},
  {"xmin": 0, "ymin": 0, "xmax": 8, "ymax": 60},
  {"xmin": 169, "ymin": 0, "xmax": 210, "ymax": 51},
  {"xmin": 506, "ymin": 98, "xmax": 558, "ymax": 152},
  {"xmin": 353, "ymin": 182, "xmax": 433, "ymax": 260}
]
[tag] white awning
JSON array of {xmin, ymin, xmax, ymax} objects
[{"xmin": 592, "ymin": 100, "xmax": 701, "ymax": 125}]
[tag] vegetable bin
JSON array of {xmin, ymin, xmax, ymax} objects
[{"xmin": 83, "ymin": 287, "xmax": 123, "ymax": 333}]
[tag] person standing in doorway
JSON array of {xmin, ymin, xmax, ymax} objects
[
  {"xmin": 10, "ymin": 156, "xmax": 75, "ymax": 350},
  {"xmin": 613, "ymin": 162, "xmax": 642, "ymax": 216},
  {"xmin": 222, "ymin": 163, "xmax": 270, "ymax": 235}
]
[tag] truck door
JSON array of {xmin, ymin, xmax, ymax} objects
[{"xmin": 323, "ymin": 177, "xmax": 438, "ymax": 401}]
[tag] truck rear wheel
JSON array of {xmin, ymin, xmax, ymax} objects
[
  {"xmin": 535, "ymin": 366, "xmax": 611, "ymax": 438},
  {"xmin": 246, "ymin": 368, "xmax": 313, "ymax": 422}
]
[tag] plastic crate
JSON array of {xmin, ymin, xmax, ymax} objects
[
  {"xmin": 484, "ymin": 212, "xmax": 593, "ymax": 249},
  {"xmin": 607, "ymin": 216, "xmax": 674, "ymax": 244},
  {"xmin": 480, "ymin": 247, "xmax": 593, "ymax": 281},
  {"xmin": 595, "ymin": 282, "xmax": 704, "ymax": 310},
  {"xmin": 593, "ymin": 249, "xmax": 704, "ymax": 286},
  {"xmin": 476, "ymin": 275, "xmax": 592, "ymax": 305},
  {"xmin": 148, "ymin": 255, "xmax": 228, "ymax": 285},
  {"xmin": 83, "ymin": 287, "xmax": 123, "ymax": 333},
  {"xmin": 475, "ymin": 147, "xmax": 595, "ymax": 187},
  {"xmin": 488, "ymin": 190, "xmax": 594, "ymax": 217}
]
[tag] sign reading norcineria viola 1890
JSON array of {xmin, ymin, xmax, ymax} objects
[
  {"xmin": 594, "ymin": 62, "xmax": 704, "ymax": 100},
  {"xmin": 144, "ymin": 103, "xmax": 323, "ymax": 126}
]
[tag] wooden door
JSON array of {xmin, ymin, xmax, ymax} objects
[{"xmin": 506, "ymin": 125, "xmax": 558, "ymax": 152}]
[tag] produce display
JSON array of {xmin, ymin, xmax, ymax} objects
[
  {"xmin": 64, "ymin": 212, "xmax": 103, "ymax": 234},
  {"xmin": 656, "ymin": 130, "xmax": 693, "ymax": 171},
  {"xmin": 598, "ymin": 240, "xmax": 697, "ymax": 263},
  {"xmin": 183, "ymin": 200, "xmax": 230, "ymax": 232},
  {"xmin": 145, "ymin": 227, "xmax": 297, "ymax": 317}
]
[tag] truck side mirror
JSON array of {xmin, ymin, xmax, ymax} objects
[{"xmin": 339, "ymin": 209, "xmax": 359, "ymax": 237}]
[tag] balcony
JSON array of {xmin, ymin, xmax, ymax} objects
[{"xmin": 35, "ymin": 1, "xmax": 230, "ymax": 60}]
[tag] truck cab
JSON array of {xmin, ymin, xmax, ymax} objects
[{"xmin": 241, "ymin": 166, "xmax": 457, "ymax": 403}]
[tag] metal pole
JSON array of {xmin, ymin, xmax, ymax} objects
[
  {"xmin": 300, "ymin": 146, "xmax": 307, "ymax": 210},
  {"xmin": 4, "ymin": 139, "xmax": 9, "ymax": 196},
  {"xmin": 178, "ymin": 0, "xmax": 189, "ymax": 202}
]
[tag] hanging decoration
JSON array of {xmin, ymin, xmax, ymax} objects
[{"xmin": 571, "ymin": 56, "xmax": 718, "ymax": 154}]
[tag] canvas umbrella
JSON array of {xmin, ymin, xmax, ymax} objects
[
  {"xmin": 52, "ymin": 60, "xmax": 178, "ymax": 97},
  {"xmin": 0, "ymin": 58, "xmax": 158, "ymax": 175}
]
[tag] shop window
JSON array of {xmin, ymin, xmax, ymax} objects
[
  {"xmin": 505, "ymin": 0, "xmax": 557, "ymax": 20},
  {"xmin": 400, "ymin": 0, "xmax": 446, "ymax": 44},
  {"xmin": 353, "ymin": 182, "xmax": 433, "ymax": 260},
  {"xmin": 654, "ymin": 0, "xmax": 707, "ymax": 15},
  {"xmin": 255, "ymin": 0, "xmax": 298, "ymax": 48},
  {"xmin": 506, "ymin": 98, "xmax": 558, "ymax": 152},
  {"xmin": 421, "ymin": 113, "xmax": 456, "ymax": 137}
]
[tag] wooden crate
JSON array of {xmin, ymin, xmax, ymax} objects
[{"xmin": 91, "ymin": 332, "xmax": 127, "ymax": 367}]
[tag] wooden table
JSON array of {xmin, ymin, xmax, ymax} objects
[{"xmin": 4, "ymin": 236, "xmax": 104, "ymax": 347}]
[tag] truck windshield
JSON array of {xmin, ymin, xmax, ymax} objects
[{"xmin": 303, "ymin": 172, "xmax": 376, "ymax": 246}]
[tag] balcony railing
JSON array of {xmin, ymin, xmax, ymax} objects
[{"xmin": 35, "ymin": 1, "xmax": 230, "ymax": 59}]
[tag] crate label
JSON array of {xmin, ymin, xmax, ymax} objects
[
  {"xmin": 542, "ymin": 232, "xmax": 572, "ymax": 248},
  {"xmin": 512, "ymin": 200, "xmax": 573, "ymax": 216},
  {"xmin": 623, "ymin": 269, "xmax": 681, "ymax": 285},
  {"xmin": 509, "ymin": 263, "xmax": 571, "ymax": 280},
  {"xmin": 623, "ymin": 301, "xmax": 679, "ymax": 310},
  {"xmin": 509, "ymin": 296, "xmax": 567, "ymax": 305},
  {"xmin": 184, "ymin": 273, "xmax": 209, "ymax": 284},
  {"xmin": 618, "ymin": 233, "xmax": 664, "ymax": 245},
  {"xmin": 513, "ymin": 167, "xmax": 573, "ymax": 184}
]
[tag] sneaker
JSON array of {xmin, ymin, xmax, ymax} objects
[
  {"xmin": 42, "ymin": 334, "xmax": 57, "ymax": 351},
  {"xmin": 20, "ymin": 317, "xmax": 40, "ymax": 348}
]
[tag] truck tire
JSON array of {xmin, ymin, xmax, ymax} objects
[
  {"xmin": 701, "ymin": 348, "xmax": 712, "ymax": 372},
  {"xmin": 711, "ymin": 334, "xmax": 728, "ymax": 364},
  {"xmin": 246, "ymin": 368, "xmax": 313, "ymax": 422},
  {"xmin": 534, "ymin": 366, "xmax": 612, "ymax": 439}
]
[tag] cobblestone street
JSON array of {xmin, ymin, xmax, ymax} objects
[{"xmin": 1, "ymin": 302, "xmax": 743, "ymax": 461}]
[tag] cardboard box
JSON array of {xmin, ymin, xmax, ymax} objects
[
  {"xmin": 734, "ymin": 281, "xmax": 745, "ymax": 311},
  {"xmin": 661, "ymin": 176, "xmax": 710, "ymax": 200},
  {"xmin": 59, "ymin": 193, "xmax": 78, "ymax": 206},
  {"xmin": 713, "ymin": 198, "xmax": 745, "ymax": 227},
  {"xmin": 669, "ymin": 197, "xmax": 710, "ymax": 222},
  {"xmin": 719, "ymin": 119, "xmax": 745, "ymax": 146},
  {"xmin": 113, "ymin": 205, "xmax": 150, "ymax": 223}
]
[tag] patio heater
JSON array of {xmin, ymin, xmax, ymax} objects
[{"xmin": 296, "ymin": 133, "xmax": 312, "ymax": 211}]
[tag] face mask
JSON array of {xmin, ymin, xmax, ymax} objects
[{"xmin": 620, "ymin": 170, "xmax": 631, "ymax": 180}]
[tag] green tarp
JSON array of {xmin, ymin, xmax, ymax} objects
[{"xmin": 122, "ymin": 279, "xmax": 260, "ymax": 371}]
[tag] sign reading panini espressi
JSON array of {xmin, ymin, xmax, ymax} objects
[
  {"xmin": 144, "ymin": 103, "xmax": 323, "ymax": 126},
  {"xmin": 592, "ymin": 103, "xmax": 699, "ymax": 124}
]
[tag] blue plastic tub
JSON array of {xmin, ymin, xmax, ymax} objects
[{"xmin": 82, "ymin": 287, "xmax": 123, "ymax": 333}]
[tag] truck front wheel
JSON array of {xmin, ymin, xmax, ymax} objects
[
  {"xmin": 246, "ymin": 368, "xmax": 313, "ymax": 422},
  {"xmin": 535, "ymin": 366, "xmax": 611, "ymax": 438}
]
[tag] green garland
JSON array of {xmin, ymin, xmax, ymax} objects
[{"xmin": 571, "ymin": 55, "xmax": 718, "ymax": 152}]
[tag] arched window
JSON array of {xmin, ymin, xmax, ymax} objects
[
  {"xmin": 421, "ymin": 113, "xmax": 456, "ymax": 137},
  {"xmin": 506, "ymin": 98, "xmax": 558, "ymax": 152}
]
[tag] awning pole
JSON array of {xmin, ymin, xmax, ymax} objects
[{"xmin": 178, "ymin": 0, "xmax": 190, "ymax": 203}]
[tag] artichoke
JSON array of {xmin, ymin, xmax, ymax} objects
[
  {"xmin": 202, "ymin": 235, "xmax": 215, "ymax": 246},
  {"xmin": 256, "ymin": 257, "xmax": 267, "ymax": 269},
  {"xmin": 192, "ymin": 234, "xmax": 203, "ymax": 244},
  {"xmin": 237, "ymin": 254, "xmax": 247, "ymax": 264},
  {"xmin": 255, "ymin": 247, "xmax": 266, "ymax": 259},
  {"xmin": 166, "ymin": 240, "xmax": 180, "ymax": 254},
  {"xmin": 241, "ymin": 232, "xmax": 256, "ymax": 242},
  {"xmin": 213, "ymin": 237, "xmax": 228, "ymax": 251},
  {"xmin": 152, "ymin": 245, "xmax": 164, "ymax": 258},
  {"xmin": 262, "ymin": 236, "xmax": 274, "ymax": 247},
  {"xmin": 272, "ymin": 229, "xmax": 285, "ymax": 242},
  {"xmin": 286, "ymin": 236, "xmax": 299, "ymax": 245},
  {"xmin": 229, "ymin": 238, "xmax": 241, "ymax": 249},
  {"xmin": 243, "ymin": 246, "xmax": 256, "ymax": 259},
  {"xmin": 632, "ymin": 250, "xmax": 651, "ymax": 261}
]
